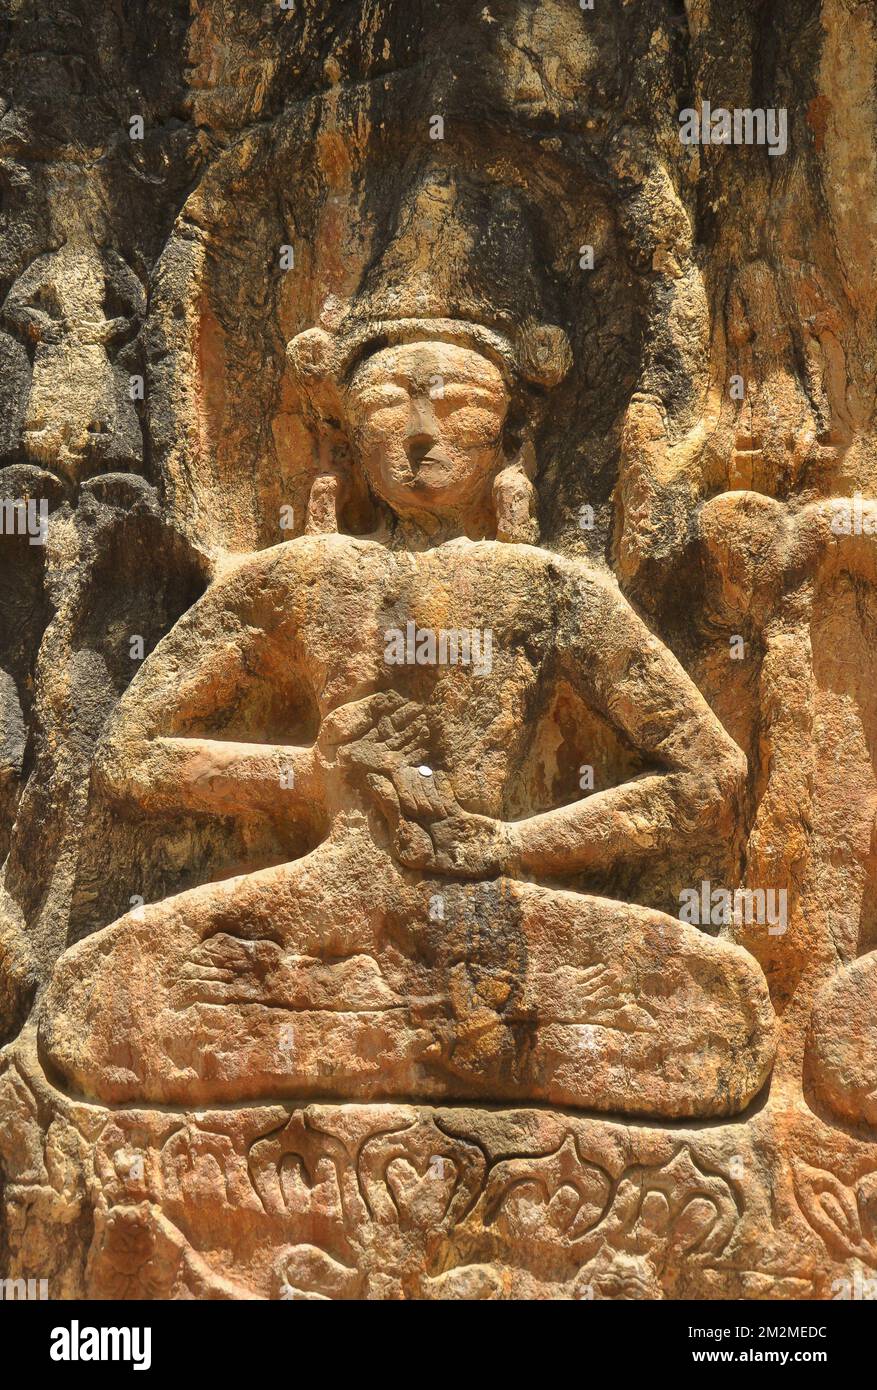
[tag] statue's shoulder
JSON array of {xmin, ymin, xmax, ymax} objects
[
  {"xmin": 485, "ymin": 540, "xmax": 615, "ymax": 590},
  {"xmin": 515, "ymin": 547, "xmax": 641, "ymax": 625},
  {"xmin": 206, "ymin": 532, "xmax": 386, "ymax": 600},
  {"xmin": 458, "ymin": 537, "xmax": 566, "ymax": 571}
]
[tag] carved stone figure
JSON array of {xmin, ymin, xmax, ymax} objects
[
  {"xmin": 700, "ymin": 488, "xmax": 877, "ymax": 1129},
  {"xmin": 40, "ymin": 318, "xmax": 775, "ymax": 1116},
  {"xmin": 4, "ymin": 0, "xmax": 877, "ymax": 1310},
  {"xmin": 1, "ymin": 236, "xmax": 144, "ymax": 486}
]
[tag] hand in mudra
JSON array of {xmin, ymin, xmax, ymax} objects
[
  {"xmin": 381, "ymin": 764, "xmax": 516, "ymax": 879},
  {"xmin": 316, "ymin": 690, "xmax": 429, "ymax": 784},
  {"xmin": 315, "ymin": 691, "xmax": 514, "ymax": 876}
]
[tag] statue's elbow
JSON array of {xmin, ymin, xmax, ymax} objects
[
  {"xmin": 676, "ymin": 734, "xmax": 746, "ymax": 836},
  {"xmin": 705, "ymin": 739, "xmax": 748, "ymax": 827},
  {"xmin": 91, "ymin": 733, "xmax": 141, "ymax": 809}
]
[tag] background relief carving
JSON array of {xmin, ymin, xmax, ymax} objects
[{"xmin": 2, "ymin": 0, "xmax": 877, "ymax": 1313}]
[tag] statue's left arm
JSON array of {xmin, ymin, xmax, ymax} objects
[{"xmin": 510, "ymin": 565, "xmax": 746, "ymax": 878}]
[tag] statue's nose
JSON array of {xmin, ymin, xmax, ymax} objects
[{"xmin": 405, "ymin": 396, "xmax": 438, "ymax": 461}]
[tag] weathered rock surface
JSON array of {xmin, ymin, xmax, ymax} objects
[{"xmin": 2, "ymin": 0, "xmax": 877, "ymax": 1300}]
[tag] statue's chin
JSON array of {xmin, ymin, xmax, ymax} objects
[
  {"xmin": 393, "ymin": 466, "xmax": 493, "ymax": 514},
  {"xmin": 378, "ymin": 481, "xmax": 464, "ymax": 521}
]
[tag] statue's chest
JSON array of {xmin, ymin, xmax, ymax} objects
[{"xmin": 293, "ymin": 552, "xmax": 555, "ymax": 714}]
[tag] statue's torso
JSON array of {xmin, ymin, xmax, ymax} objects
[{"xmin": 153, "ymin": 533, "xmax": 602, "ymax": 820}]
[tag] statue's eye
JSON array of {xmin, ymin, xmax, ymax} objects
[
  {"xmin": 437, "ymin": 385, "xmax": 498, "ymax": 409},
  {"xmin": 354, "ymin": 385, "xmax": 408, "ymax": 410}
]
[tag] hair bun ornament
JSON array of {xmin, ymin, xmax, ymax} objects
[
  {"xmin": 518, "ymin": 320, "xmax": 572, "ymax": 389},
  {"xmin": 286, "ymin": 327, "xmax": 344, "ymax": 417}
]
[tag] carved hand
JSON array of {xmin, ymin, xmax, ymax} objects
[
  {"xmin": 317, "ymin": 690, "xmax": 429, "ymax": 780},
  {"xmin": 383, "ymin": 765, "xmax": 518, "ymax": 879}
]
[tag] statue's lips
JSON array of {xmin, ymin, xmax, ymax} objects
[{"xmin": 409, "ymin": 450, "xmax": 453, "ymax": 476}]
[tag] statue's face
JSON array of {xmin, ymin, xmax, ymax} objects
[
  {"xmin": 346, "ymin": 342, "xmax": 509, "ymax": 516},
  {"xmin": 2, "ymin": 243, "xmax": 144, "ymax": 481}
]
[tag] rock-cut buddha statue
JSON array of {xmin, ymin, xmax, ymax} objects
[{"xmin": 40, "ymin": 314, "xmax": 776, "ymax": 1116}]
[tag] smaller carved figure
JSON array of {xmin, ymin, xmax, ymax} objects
[{"xmin": 1, "ymin": 236, "xmax": 145, "ymax": 486}]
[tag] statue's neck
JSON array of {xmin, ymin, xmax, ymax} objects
[{"xmin": 385, "ymin": 508, "xmax": 495, "ymax": 550}]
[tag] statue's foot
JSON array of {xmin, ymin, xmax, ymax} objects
[
  {"xmin": 427, "ymin": 880, "xmax": 776, "ymax": 1119},
  {"xmin": 40, "ymin": 860, "xmax": 775, "ymax": 1117},
  {"xmin": 806, "ymin": 951, "xmax": 877, "ymax": 1127},
  {"xmin": 39, "ymin": 837, "xmax": 412, "ymax": 1106}
]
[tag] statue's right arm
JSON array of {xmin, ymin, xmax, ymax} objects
[{"xmin": 91, "ymin": 570, "xmax": 322, "ymax": 820}]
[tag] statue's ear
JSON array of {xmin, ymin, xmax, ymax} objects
[
  {"xmin": 304, "ymin": 429, "xmax": 362, "ymax": 536},
  {"xmin": 305, "ymin": 467, "xmax": 344, "ymax": 535},
  {"xmin": 516, "ymin": 437, "xmax": 537, "ymax": 480},
  {"xmin": 493, "ymin": 440, "xmax": 538, "ymax": 544}
]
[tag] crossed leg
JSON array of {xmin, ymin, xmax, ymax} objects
[
  {"xmin": 40, "ymin": 836, "xmax": 774, "ymax": 1117},
  {"xmin": 426, "ymin": 879, "xmax": 775, "ymax": 1117}
]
